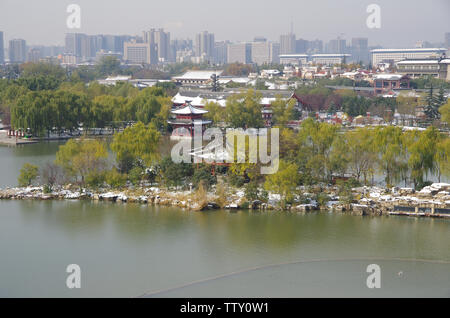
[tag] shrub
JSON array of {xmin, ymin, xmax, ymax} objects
[
  {"xmin": 159, "ymin": 156, "xmax": 193, "ymax": 188},
  {"xmin": 192, "ymin": 165, "xmax": 216, "ymax": 189},
  {"xmin": 228, "ymin": 173, "xmax": 246, "ymax": 188},
  {"xmin": 415, "ymin": 181, "xmax": 432, "ymax": 191},
  {"xmin": 192, "ymin": 181, "xmax": 208, "ymax": 209},
  {"xmin": 215, "ymin": 181, "xmax": 229, "ymax": 208},
  {"xmin": 129, "ymin": 166, "xmax": 144, "ymax": 185},
  {"xmin": 336, "ymin": 180, "xmax": 356, "ymax": 204},
  {"xmin": 315, "ymin": 192, "xmax": 330, "ymax": 207},
  {"xmin": 240, "ymin": 201, "xmax": 250, "ymax": 209},
  {"xmin": 43, "ymin": 184, "xmax": 52, "ymax": 194},
  {"xmin": 106, "ymin": 169, "xmax": 127, "ymax": 188},
  {"xmin": 86, "ymin": 171, "xmax": 106, "ymax": 188},
  {"xmin": 245, "ymin": 181, "xmax": 260, "ymax": 201}
]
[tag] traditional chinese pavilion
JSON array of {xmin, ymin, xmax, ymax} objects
[{"xmin": 168, "ymin": 103, "xmax": 212, "ymax": 138}]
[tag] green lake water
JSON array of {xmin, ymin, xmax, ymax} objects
[{"xmin": 0, "ymin": 142, "xmax": 449, "ymax": 297}]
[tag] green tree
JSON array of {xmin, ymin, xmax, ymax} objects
[
  {"xmin": 423, "ymin": 85, "xmax": 440, "ymax": 119},
  {"xmin": 406, "ymin": 127, "xmax": 441, "ymax": 188},
  {"xmin": 204, "ymin": 100, "xmax": 225, "ymax": 124},
  {"xmin": 226, "ymin": 90, "xmax": 264, "ymax": 128},
  {"xmin": 105, "ymin": 169, "xmax": 127, "ymax": 188},
  {"xmin": 373, "ymin": 126, "xmax": 407, "ymax": 187},
  {"xmin": 271, "ymin": 97, "xmax": 296, "ymax": 126},
  {"xmin": 96, "ymin": 56, "xmax": 121, "ymax": 76},
  {"xmin": 439, "ymin": 100, "xmax": 450, "ymax": 124},
  {"xmin": 18, "ymin": 163, "xmax": 39, "ymax": 187},
  {"xmin": 435, "ymin": 137, "xmax": 450, "ymax": 183},
  {"xmin": 297, "ymin": 118, "xmax": 339, "ymax": 183},
  {"xmin": 344, "ymin": 128, "xmax": 377, "ymax": 184},
  {"xmin": 158, "ymin": 156, "xmax": 193, "ymax": 188},
  {"xmin": 110, "ymin": 122, "xmax": 161, "ymax": 173},
  {"xmin": 264, "ymin": 160, "xmax": 299, "ymax": 207},
  {"xmin": 396, "ymin": 95, "xmax": 418, "ymax": 115},
  {"xmin": 192, "ymin": 165, "xmax": 216, "ymax": 189},
  {"xmin": 55, "ymin": 138, "xmax": 108, "ymax": 185}
]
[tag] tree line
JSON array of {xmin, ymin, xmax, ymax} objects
[{"xmin": 18, "ymin": 118, "xmax": 450, "ymax": 210}]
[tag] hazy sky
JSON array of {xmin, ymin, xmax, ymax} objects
[{"xmin": 0, "ymin": 0, "xmax": 449, "ymax": 47}]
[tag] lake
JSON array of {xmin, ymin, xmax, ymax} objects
[{"xmin": 0, "ymin": 142, "xmax": 449, "ymax": 297}]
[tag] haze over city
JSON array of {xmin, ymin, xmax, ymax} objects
[
  {"xmin": 1, "ymin": 0, "xmax": 449, "ymax": 47},
  {"xmin": 1, "ymin": 0, "xmax": 450, "ymax": 303}
]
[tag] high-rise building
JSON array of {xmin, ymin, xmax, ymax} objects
[
  {"xmin": 308, "ymin": 39, "xmax": 323, "ymax": 54},
  {"xmin": 195, "ymin": 31, "xmax": 215, "ymax": 62},
  {"xmin": 66, "ymin": 33, "xmax": 131, "ymax": 60},
  {"xmin": 280, "ymin": 33, "xmax": 296, "ymax": 54},
  {"xmin": 27, "ymin": 48, "xmax": 42, "ymax": 63},
  {"xmin": 124, "ymin": 41, "xmax": 153, "ymax": 64},
  {"xmin": 270, "ymin": 42, "xmax": 280, "ymax": 64},
  {"xmin": 327, "ymin": 37, "xmax": 347, "ymax": 54},
  {"xmin": 36, "ymin": 45, "xmax": 64, "ymax": 58},
  {"xmin": 81, "ymin": 35, "xmax": 99, "ymax": 60},
  {"xmin": 227, "ymin": 43, "xmax": 251, "ymax": 64},
  {"xmin": 65, "ymin": 33, "xmax": 84, "ymax": 57},
  {"xmin": 351, "ymin": 37, "xmax": 369, "ymax": 64},
  {"xmin": 253, "ymin": 37, "xmax": 267, "ymax": 43},
  {"xmin": 102, "ymin": 35, "xmax": 126, "ymax": 53},
  {"xmin": 9, "ymin": 39, "xmax": 27, "ymax": 63},
  {"xmin": 171, "ymin": 38, "xmax": 193, "ymax": 64},
  {"xmin": 0, "ymin": 31, "xmax": 4, "ymax": 64},
  {"xmin": 214, "ymin": 41, "xmax": 229, "ymax": 65},
  {"xmin": 115, "ymin": 35, "xmax": 133, "ymax": 54},
  {"xmin": 143, "ymin": 29, "xmax": 170, "ymax": 63},
  {"xmin": 65, "ymin": 33, "xmax": 98, "ymax": 60},
  {"xmin": 295, "ymin": 39, "xmax": 309, "ymax": 54},
  {"xmin": 251, "ymin": 41, "xmax": 279, "ymax": 65},
  {"xmin": 154, "ymin": 29, "xmax": 171, "ymax": 62}
]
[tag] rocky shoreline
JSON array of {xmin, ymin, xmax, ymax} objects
[{"xmin": 1, "ymin": 183, "xmax": 450, "ymax": 218}]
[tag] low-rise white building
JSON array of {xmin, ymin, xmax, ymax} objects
[
  {"xmin": 396, "ymin": 57, "xmax": 450, "ymax": 81},
  {"xmin": 172, "ymin": 70, "xmax": 224, "ymax": 85},
  {"xmin": 371, "ymin": 48, "xmax": 447, "ymax": 66}
]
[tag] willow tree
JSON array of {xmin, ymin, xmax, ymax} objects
[
  {"xmin": 271, "ymin": 97, "xmax": 296, "ymax": 126},
  {"xmin": 128, "ymin": 87, "xmax": 172, "ymax": 130},
  {"xmin": 344, "ymin": 128, "xmax": 377, "ymax": 184},
  {"xmin": 226, "ymin": 89, "xmax": 264, "ymax": 128},
  {"xmin": 297, "ymin": 118, "xmax": 339, "ymax": 183},
  {"xmin": 110, "ymin": 122, "xmax": 161, "ymax": 173},
  {"xmin": 435, "ymin": 137, "xmax": 450, "ymax": 183},
  {"xmin": 373, "ymin": 126, "xmax": 408, "ymax": 188},
  {"xmin": 406, "ymin": 127, "xmax": 441, "ymax": 189},
  {"xmin": 55, "ymin": 138, "xmax": 108, "ymax": 185}
]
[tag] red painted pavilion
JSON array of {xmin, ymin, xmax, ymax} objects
[{"xmin": 168, "ymin": 103, "xmax": 212, "ymax": 138}]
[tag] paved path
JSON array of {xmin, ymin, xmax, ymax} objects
[{"xmin": 0, "ymin": 131, "xmax": 38, "ymax": 145}]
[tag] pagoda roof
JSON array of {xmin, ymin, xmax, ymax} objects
[{"xmin": 171, "ymin": 103, "xmax": 208, "ymax": 115}]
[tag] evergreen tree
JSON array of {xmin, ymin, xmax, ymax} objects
[
  {"xmin": 424, "ymin": 84, "xmax": 440, "ymax": 119},
  {"xmin": 436, "ymin": 87, "xmax": 446, "ymax": 108}
]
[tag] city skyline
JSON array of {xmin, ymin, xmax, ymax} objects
[{"xmin": 0, "ymin": 0, "xmax": 449, "ymax": 47}]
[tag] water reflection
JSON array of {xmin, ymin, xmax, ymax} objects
[{"xmin": 1, "ymin": 200, "xmax": 449, "ymax": 297}]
